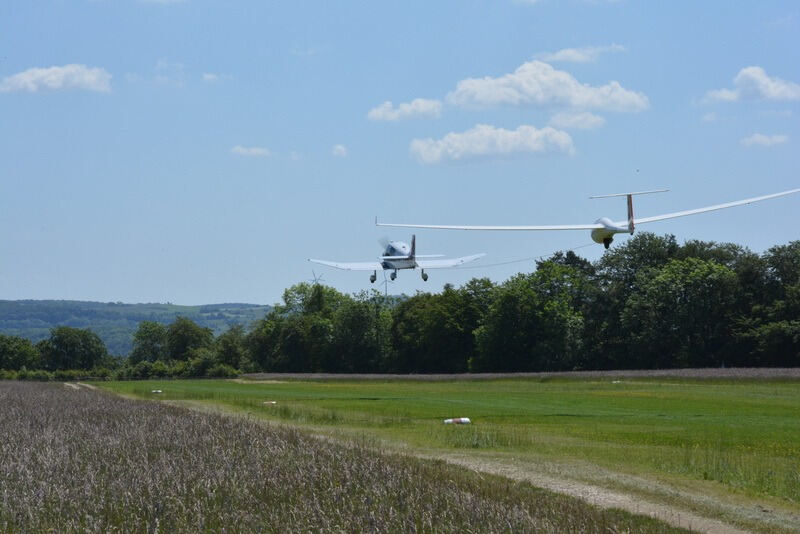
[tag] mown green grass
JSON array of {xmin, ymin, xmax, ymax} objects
[{"xmin": 101, "ymin": 377, "xmax": 800, "ymax": 504}]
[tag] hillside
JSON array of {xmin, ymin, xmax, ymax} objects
[{"xmin": 0, "ymin": 300, "xmax": 271, "ymax": 355}]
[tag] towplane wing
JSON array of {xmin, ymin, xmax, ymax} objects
[
  {"xmin": 416, "ymin": 253, "xmax": 486, "ymax": 269},
  {"xmin": 309, "ymin": 234, "xmax": 485, "ymax": 282},
  {"xmin": 308, "ymin": 259, "xmax": 383, "ymax": 271}
]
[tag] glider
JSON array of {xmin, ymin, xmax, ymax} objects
[{"xmin": 376, "ymin": 188, "xmax": 800, "ymax": 248}]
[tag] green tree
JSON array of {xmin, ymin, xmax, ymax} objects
[
  {"xmin": 764, "ymin": 241, "xmax": 800, "ymax": 287},
  {"xmin": 735, "ymin": 244, "xmax": 800, "ymax": 367},
  {"xmin": 677, "ymin": 239, "xmax": 749, "ymax": 267},
  {"xmin": 390, "ymin": 292, "xmax": 443, "ymax": 373},
  {"xmin": 246, "ymin": 310, "xmax": 333, "ymax": 373},
  {"xmin": 246, "ymin": 312, "xmax": 286, "ymax": 371},
  {"xmin": 129, "ymin": 321, "xmax": 168, "ymax": 364},
  {"xmin": 329, "ymin": 294, "xmax": 389, "ymax": 372},
  {"xmin": 472, "ymin": 264, "xmax": 585, "ymax": 372},
  {"xmin": 166, "ymin": 317, "xmax": 213, "ymax": 361},
  {"xmin": 38, "ymin": 327, "xmax": 109, "ymax": 370},
  {"xmin": 278, "ymin": 283, "xmax": 347, "ymax": 317},
  {"xmin": 538, "ymin": 250, "xmax": 595, "ymax": 277},
  {"xmin": 273, "ymin": 314, "xmax": 333, "ymax": 372},
  {"xmin": 245, "ymin": 283, "xmax": 353, "ymax": 372},
  {"xmin": 738, "ymin": 319, "xmax": 800, "ymax": 367},
  {"xmin": 596, "ymin": 233, "xmax": 680, "ymax": 292},
  {"xmin": 621, "ymin": 258, "xmax": 738, "ymax": 368},
  {"xmin": 390, "ymin": 281, "xmax": 495, "ymax": 374},
  {"xmin": 184, "ymin": 347, "xmax": 218, "ymax": 377},
  {"xmin": 0, "ymin": 334, "xmax": 40, "ymax": 370},
  {"xmin": 214, "ymin": 324, "xmax": 246, "ymax": 369},
  {"xmin": 585, "ymin": 233, "xmax": 681, "ymax": 368},
  {"xmin": 677, "ymin": 240, "xmax": 767, "ymax": 307}
]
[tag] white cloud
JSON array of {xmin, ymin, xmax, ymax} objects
[
  {"xmin": 735, "ymin": 67, "xmax": 800, "ymax": 100},
  {"xmin": 706, "ymin": 66, "xmax": 800, "ymax": 102},
  {"xmin": 520, "ymin": 0, "xmax": 622, "ymax": 3},
  {"xmin": 0, "ymin": 64, "xmax": 111, "ymax": 93},
  {"xmin": 154, "ymin": 59, "xmax": 185, "ymax": 87},
  {"xmin": 367, "ymin": 98, "xmax": 442, "ymax": 121},
  {"xmin": 701, "ymin": 112, "xmax": 717, "ymax": 123},
  {"xmin": 231, "ymin": 145, "xmax": 270, "ymax": 157},
  {"xmin": 290, "ymin": 47, "xmax": 318, "ymax": 57},
  {"xmin": 202, "ymin": 72, "xmax": 232, "ymax": 83},
  {"xmin": 766, "ymin": 12, "xmax": 797, "ymax": 28},
  {"xmin": 409, "ymin": 123, "xmax": 574, "ymax": 164},
  {"xmin": 761, "ymin": 109, "xmax": 793, "ymax": 118},
  {"xmin": 705, "ymin": 88, "xmax": 739, "ymax": 102},
  {"xmin": 331, "ymin": 144, "xmax": 348, "ymax": 157},
  {"xmin": 446, "ymin": 60, "xmax": 648, "ymax": 112},
  {"xmin": 549, "ymin": 111, "xmax": 605, "ymax": 130},
  {"xmin": 740, "ymin": 133, "xmax": 788, "ymax": 147},
  {"xmin": 534, "ymin": 44, "xmax": 625, "ymax": 63}
]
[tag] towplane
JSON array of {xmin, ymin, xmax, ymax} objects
[
  {"xmin": 309, "ymin": 235, "xmax": 485, "ymax": 282},
  {"xmin": 376, "ymin": 188, "xmax": 800, "ymax": 249}
]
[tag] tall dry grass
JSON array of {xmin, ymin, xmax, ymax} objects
[{"xmin": 0, "ymin": 381, "xmax": 682, "ymax": 533}]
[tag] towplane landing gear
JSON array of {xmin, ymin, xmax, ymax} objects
[{"xmin": 309, "ymin": 234, "xmax": 485, "ymax": 284}]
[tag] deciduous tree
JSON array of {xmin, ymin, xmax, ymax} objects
[
  {"xmin": 0, "ymin": 334, "xmax": 40, "ymax": 370},
  {"xmin": 129, "ymin": 321, "xmax": 168, "ymax": 364},
  {"xmin": 166, "ymin": 317, "xmax": 213, "ymax": 361},
  {"xmin": 38, "ymin": 327, "xmax": 108, "ymax": 370}
]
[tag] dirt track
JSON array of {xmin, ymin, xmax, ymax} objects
[
  {"xmin": 427, "ymin": 453, "xmax": 779, "ymax": 534},
  {"xmin": 244, "ymin": 367, "xmax": 800, "ymax": 381}
]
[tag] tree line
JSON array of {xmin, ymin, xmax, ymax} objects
[
  {"xmin": 0, "ymin": 317, "xmax": 241, "ymax": 380},
  {"xmin": 1, "ymin": 233, "xmax": 798, "ymax": 379},
  {"xmin": 0, "ymin": 300, "xmax": 270, "ymax": 355}
]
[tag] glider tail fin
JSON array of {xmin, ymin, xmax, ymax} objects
[
  {"xmin": 590, "ymin": 189, "xmax": 669, "ymax": 234},
  {"xmin": 410, "ymin": 234, "xmax": 416, "ymax": 259},
  {"xmin": 627, "ymin": 194, "xmax": 635, "ymax": 234}
]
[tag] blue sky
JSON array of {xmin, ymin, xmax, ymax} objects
[{"xmin": 1, "ymin": 1, "xmax": 798, "ymax": 305}]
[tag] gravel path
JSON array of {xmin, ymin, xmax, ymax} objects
[{"xmin": 431, "ymin": 454, "xmax": 756, "ymax": 534}]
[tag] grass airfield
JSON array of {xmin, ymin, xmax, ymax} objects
[{"xmin": 101, "ymin": 375, "xmax": 800, "ymax": 533}]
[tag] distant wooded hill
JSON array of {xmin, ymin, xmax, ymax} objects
[{"xmin": 0, "ymin": 300, "xmax": 271, "ymax": 355}]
